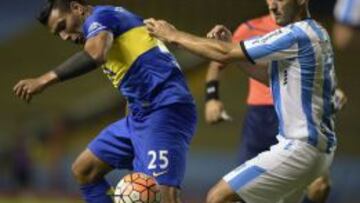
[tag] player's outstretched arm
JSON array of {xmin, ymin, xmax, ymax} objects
[
  {"xmin": 204, "ymin": 25, "xmax": 233, "ymax": 124},
  {"xmin": 145, "ymin": 18, "xmax": 269, "ymax": 85},
  {"xmin": 13, "ymin": 31, "xmax": 113, "ymax": 103},
  {"xmin": 144, "ymin": 18, "xmax": 247, "ymax": 64},
  {"xmin": 209, "ymin": 24, "xmax": 270, "ymax": 86}
]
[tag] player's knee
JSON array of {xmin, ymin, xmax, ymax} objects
[
  {"xmin": 71, "ymin": 159, "xmax": 96, "ymax": 184},
  {"xmin": 71, "ymin": 150, "xmax": 111, "ymax": 185},
  {"xmin": 206, "ymin": 180, "xmax": 242, "ymax": 203},
  {"xmin": 206, "ymin": 187, "xmax": 224, "ymax": 203},
  {"xmin": 307, "ymin": 176, "xmax": 331, "ymax": 202}
]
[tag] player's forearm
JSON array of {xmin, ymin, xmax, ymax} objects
[
  {"xmin": 170, "ymin": 30, "xmax": 244, "ymax": 64},
  {"xmin": 205, "ymin": 62, "xmax": 223, "ymax": 101},
  {"xmin": 206, "ymin": 62, "xmax": 224, "ymax": 82},
  {"xmin": 37, "ymin": 71, "xmax": 60, "ymax": 87},
  {"xmin": 52, "ymin": 31, "xmax": 113, "ymax": 82},
  {"xmin": 53, "ymin": 51, "xmax": 100, "ymax": 81}
]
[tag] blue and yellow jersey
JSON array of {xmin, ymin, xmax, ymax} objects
[{"xmin": 83, "ymin": 6, "xmax": 194, "ymax": 112}]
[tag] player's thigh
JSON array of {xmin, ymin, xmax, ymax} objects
[
  {"xmin": 223, "ymin": 138, "xmax": 331, "ymax": 203},
  {"xmin": 87, "ymin": 117, "xmax": 134, "ymax": 170},
  {"xmin": 132, "ymin": 103, "xmax": 197, "ymax": 188},
  {"xmin": 279, "ymin": 186, "xmax": 306, "ymax": 203}
]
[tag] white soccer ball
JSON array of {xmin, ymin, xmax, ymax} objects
[{"xmin": 114, "ymin": 173, "xmax": 161, "ymax": 203}]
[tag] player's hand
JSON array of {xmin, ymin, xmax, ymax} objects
[
  {"xmin": 206, "ymin": 25, "xmax": 232, "ymax": 42},
  {"xmin": 205, "ymin": 99, "xmax": 232, "ymax": 124},
  {"xmin": 13, "ymin": 78, "xmax": 47, "ymax": 103},
  {"xmin": 144, "ymin": 18, "xmax": 178, "ymax": 43},
  {"xmin": 334, "ymin": 88, "xmax": 348, "ymax": 111}
]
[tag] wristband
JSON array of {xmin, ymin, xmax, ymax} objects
[{"xmin": 205, "ymin": 80, "xmax": 219, "ymax": 101}]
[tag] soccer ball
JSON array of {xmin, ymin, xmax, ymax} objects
[{"xmin": 114, "ymin": 172, "xmax": 161, "ymax": 203}]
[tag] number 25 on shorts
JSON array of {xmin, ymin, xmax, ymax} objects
[{"xmin": 147, "ymin": 150, "xmax": 169, "ymax": 170}]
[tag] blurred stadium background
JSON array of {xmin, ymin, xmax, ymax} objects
[{"xmin": 1, "ymin": 0, "xmax": 360, "ymax": 202}]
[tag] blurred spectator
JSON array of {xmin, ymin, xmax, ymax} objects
[{"xmin": 333, "ymin": 0, "xmax": 360, "ymax": 50}]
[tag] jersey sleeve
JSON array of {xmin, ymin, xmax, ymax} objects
[
  {"xmin": 84, "ymin": 11, "xmax": 118, "ymax": 39},
  {"xmin": 83, "ymin": 7, "xmax": 143, "ymax": 39},
  {"xmin": 240, "ymin": 27, "xmax": 298, "ymax": 64}
]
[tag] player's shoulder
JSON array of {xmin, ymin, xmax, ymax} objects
[
  {"xmin": 290, "ymin": 19, "xmax": 313, "ymax": 29},
  {"xmin": 85, "ymin": 6, "xmax": 114, "ymax": 26},
  {"xmin": 288, "ymin": 19, "xmax": 327, "ymax": 41},
  {"xmin": 92, "ymin": 5, "xmax": 115, "ymax": 13},
  {"xmin": 89, "ymin": 6, "xmax": 138, "ymax": 21},
  {"xmin": 83, "ymin": 5, "xmax": 143, "ymax": 37}
]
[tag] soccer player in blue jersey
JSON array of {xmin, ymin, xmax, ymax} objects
[
  {"xmin": 146, "ymin": 0, "xmax": 338, "ymax": 202},
  {"xmin": 13, "ymin": 1, "xmax": 196, "ymax": 203}
]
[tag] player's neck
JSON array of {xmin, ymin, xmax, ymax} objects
[{"xmin": 293, "ymin": 7, "xmax": 311, "ymax": 23}]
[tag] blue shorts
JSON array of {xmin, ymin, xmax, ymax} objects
[
  {"xmin": 88, "ymin": 103, "xmax": 197, "ymax": 187},
  {"xmin": 238, "ymin": 105, "xmax": 279, "ymax": 165}
]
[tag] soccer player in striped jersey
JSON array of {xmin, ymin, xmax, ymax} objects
[
  {"xmin": 13, "ymin": 1, "xmax": 196, "ymax": 203},
  {"xmin": 146, "ymin": 0, "xmax": 338, "ymax": 202},
  {"xmin": 204, "ymin": 2, "xmax": 348, "ymax": 203}
]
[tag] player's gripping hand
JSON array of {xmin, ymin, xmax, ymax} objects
[
  {"xmin": 206, "ymin": 25, "xmax": 232, "ymax": 42},
  {"xmin": 13, "ymin": 78, "xmax": 47, "ymax": 103},
  {"xmin": 205, "ymin": 99, "xmax": 232, "ymax": 124},
  {"xmin": 13, "ymin": 72, "xmax": 58, "ymax": 103},
  {"xmin": 144, "ymin": 18, "xmax": 178, "ymax": 43}
]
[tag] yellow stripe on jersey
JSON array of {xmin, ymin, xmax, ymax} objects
[{"xmin": 102, "ymin": 26, "xmax": 158, "ymax": 87}]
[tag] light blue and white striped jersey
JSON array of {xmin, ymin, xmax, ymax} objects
[{"xmin": 240, "ymin": 19, "xmax": 337, "ymax": 153}]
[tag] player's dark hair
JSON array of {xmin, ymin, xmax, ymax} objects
[{"xmin": 37, "ymin": 0, "xmax": 88, "ymax": 26}]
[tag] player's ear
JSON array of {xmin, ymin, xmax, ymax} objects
[{"xmin": 70, "ymin": 1, "xmax": 84, "ymax": 15}]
